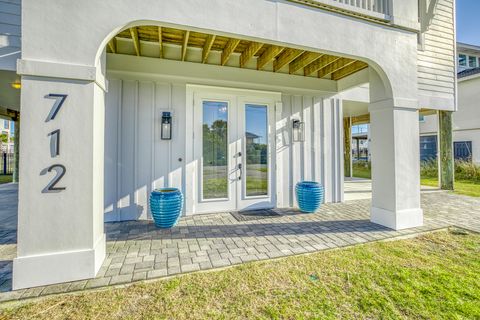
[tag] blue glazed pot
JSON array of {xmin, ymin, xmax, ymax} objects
[
  {"xmin": 149, "ymin": 188, "xmax": 184, "ymax": 228},
  {"xmin": 295, "ymin": 181, "xmax": 324, "ymax": 213}
]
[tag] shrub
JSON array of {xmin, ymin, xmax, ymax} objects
[
  {"xmin": 420, "ymin": 159, "xmax": 438, "ymax": 179},
  {"xmin": 455, "ymin": 160, "xmax": 480, "ymax": 182},
  {"xmin": 420, "ymin": 159, "xmax": 480, "ymax": 182}
]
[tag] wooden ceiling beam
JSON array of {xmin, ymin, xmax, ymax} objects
[
  {"xmin": 304, "ymin": 55, "xmax": 339, "ymax": 76},
  {"xmin": 318, "ymin": 58, "xmax": 356, "ymax": 78},
  {"xmin": 289, "ymin": 52, "xmax": 322, "ymax": 74},
  {"xmin": 221, "ymin": 38, "xmax": 241, "ymax": 66},
  {"xmin": 273, "ymin": 48, "xmax": 304, "ymax": 72},
  {"xmin": 351, "ymin": 113, "xmax": 370, "ymax": 125},
  {"xmin": 158, "ymin": 27, "xmax": 163, "ymax": 58},
  {"xmin": 202, "ymin": 34, "xmax": 216, "ymax": 63},
  {"xmin": 240, "ymin": 42, "xmax": 263, "ymax": 68},
  {"xmin": 181, "ymin": 30, "xmax": 190, "ymax": 61},
  {"xmin": 331, "ymin": 61, "xmax": 369, "ymax": 80},
  {"xmin": 107, "ymin": 38, "xmax": 117, "ymax": 54},
  {"xmin": 130, "ymin": 27, "xmax": 140, "ymax": 56},
  {"xmin": 257, "ymin": 45, "xmax": 284, "ymax": 70}
]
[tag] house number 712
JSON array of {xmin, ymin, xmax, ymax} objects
[{"xmin": 42, "ymin": 94, "xmax": 68, "ymax": 193}]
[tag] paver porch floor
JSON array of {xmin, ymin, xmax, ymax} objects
[{"xmin": 0, "ymin": 183, "xmax": 479, "ymax": 302}]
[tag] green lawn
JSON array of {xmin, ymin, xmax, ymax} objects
[
  {"xmin": 352, "ymin": 163, "xmax": 371, "ymax": 179},
  {"xmin": 0, "ymin": 175, "xmax": 12, "ymax": 184},
  {"xmin": 2, "ymin": 230, "xmax": 479, "ymax": 319},
  {"xmin": 421, "ymin": 178, "xmax": 480, "ymax": 197},
  {"xmin": 350, "ymin": 163, "xmax": 480, "ymax": 198}
]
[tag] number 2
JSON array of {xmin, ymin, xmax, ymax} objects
[{"xmin": 42, "ymin": 164, "xmax": 66, "ymax": 193}]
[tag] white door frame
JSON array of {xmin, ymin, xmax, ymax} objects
[{"xmin": 186, "ymin": 85, "xmax": 281, "ymax": 215}]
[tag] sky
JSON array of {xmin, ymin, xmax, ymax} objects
[{"xmin": 456, "ymin": 0, "xmax": 480, "ymax": 46}]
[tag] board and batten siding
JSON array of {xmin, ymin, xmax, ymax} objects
[
  {"xmin": 104, "ymin": 79, "xmax": 186, "ymax": 222},
  {"xmin": 104, "ymin": 76, "xmax": 344, "ymax": 221},
  {"xmin": 0, "ymin": 0, "xmax": 21, "ymax": 71},
  {"xmin": 417, "ymin": 0, "xmax": 455, "ymax": 105}
]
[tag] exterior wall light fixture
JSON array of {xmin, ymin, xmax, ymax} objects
[
  {"xmin": 11, "ymin": 81, "xmax": 21, "ymax": 90},
  {"xmin": 161, "ymin": 112, "xmax": 172, "ymax": 140},
  {"xmin": 292, "ymin": 119, "xmax": 305, "ymax": 142}
]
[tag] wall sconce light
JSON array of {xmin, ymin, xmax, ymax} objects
[
  {"xmin": 292, "ymin": 119, "xmax": 305, "ymax": 142},
  {"xmin": 11, "ymin": 80, "xmax": 21, "ymax": 90},
  {"xmin": 161, "ymin": 112, "xmax": 172, "ymax": 140}
]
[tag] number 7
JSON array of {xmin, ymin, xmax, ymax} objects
[{"xmin": 45, "ymin": 94, "xmax": 67, "ymax": 122}]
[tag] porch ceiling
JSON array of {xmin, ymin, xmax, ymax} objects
[{"xmin": 107, "ymin": 25, "xmax": 368, "ymax": 81}]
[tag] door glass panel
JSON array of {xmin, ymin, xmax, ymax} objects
[
  {"xmin": 202, "ymin": 101, "xmax": 229, "ymax": 199},
  {"xmin": 245, "ymin": 104, "xmax": 268, "ymax": 196}
]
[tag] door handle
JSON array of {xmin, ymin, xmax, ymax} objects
[{"xmin": 237, "ymin": 163, "xmax": 242, "ymax": 180}]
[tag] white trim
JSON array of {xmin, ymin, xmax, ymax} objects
[
  {"xmin": 17, "ymin": 59, "xmax": 107, "ymax": 91},
  {"xmin": 13, "ymin": 234, "xmax": 106, "ymax": 290},
  {"xmin": 371, "ymin": 206, "xmax": 423, "ymax": 230},
  {"xmin": 107, "ymin": 54, "xmax": 337, "ymax": 95}
]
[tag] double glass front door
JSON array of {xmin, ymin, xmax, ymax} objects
[{"xmin": 194, "ymin": 91, "xmax": 275, "ymax": 213}]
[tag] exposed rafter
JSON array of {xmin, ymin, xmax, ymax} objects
[
  {"xmin": 158, "ymin": 27, "xmax": 163, "ymax": 58},
  {"xmin": 112, "ymin": 25, "xmax": 369, "ymax": 82},
  {"xmin": 240, "ymin": 42, "xmax": 263, "ymax": 68},
  {"xmin": 304, "ymin": 55, "xmax": 338, "ymax": 76},
  {"xmin": 318, "ymin": 58, "xmax": 355, "ymax": 78},
  {"xmin": 221, "ymin": 38, "xmax": 241, "ymax": 66},
  {"xmin": 289, "ymin": 52, "xmax": 322, "ymax": 74},
  {"xmin": 273, "ymin": 48, "xmax": 304, "ymax": 72},
  {"xmin": 130, "ymin": 27, "xmax": 140, "ymax": 56},
  {"xmin": 107, "ymin": 38, "xmax": 117, "ymax": 53},
  {"xmin": 257, "ymin": 45, "xmax": 284, "ymax": 70},
  {"xmin": 202, "ymin": 34, "xmax": 216, "ymax": 63},
  {"xmin": 181, "ymin": 30, "xmax": 190, "ymax": 61},
  {"xmin": 351, "ymin": 113, "xmax": 370, "ymax": 125},
  {"xmin": 332, "ymin": 61, "xmax": 368, "ymax": 80}
]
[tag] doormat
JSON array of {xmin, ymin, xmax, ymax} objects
[{"xmin": 230, "ymin": 209, "xmax": 281, "ymax": 222}]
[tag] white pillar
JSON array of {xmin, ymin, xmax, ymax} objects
[
  {"xmin": 13, "ymin": 60, "xmax": 106, "ymax": 289},
  {"xmin": 369, "ymin": 100, "xmax": 423, "ymax": 230}
]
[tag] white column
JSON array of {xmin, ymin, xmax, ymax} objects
[
  {"xmin": 369, "ymin": 100, "xmax": 423, "ymax": 230},
  {"xmin": 13, "ymin": 60, "xmax": 106, "ymax": 289}
]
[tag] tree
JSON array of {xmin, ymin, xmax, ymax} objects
[{"xmin": 0, "ymin": 133, "xmax": 8, "ymax": 152}]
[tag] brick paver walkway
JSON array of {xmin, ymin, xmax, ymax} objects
[{"xmin": 0, "ymin": 183, "xmax": 479, "ymax": 302}]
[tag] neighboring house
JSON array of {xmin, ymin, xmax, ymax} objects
[
  {"xmin": 420, "ymin": 43, "xmax": 480, "ymax": 163},
  {"xmin": 0, "ymin": 119, "xmax": 14, "ymax": 152},
  {"xmin": 0, "ymin": 1, "xmax": 456, "ymax": 290},
  {"xmin": 351, "ymin": 124, "xmax": 369, "ymax": 161}
]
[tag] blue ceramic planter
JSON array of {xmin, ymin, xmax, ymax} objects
[
  {"xmin": 149, "ymin": 188, "xmax": 184, "ymax": 228},
  {"xmin": 295, "ymin": 181, "xmax": 324, "ymax": 213}
]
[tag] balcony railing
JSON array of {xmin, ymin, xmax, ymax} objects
[
  {"xmin": 331, "ymin": 0, "xmax": 389, "ymax": 15},
  {"xmin": 289, "ymin": 0, "xmax": 391, "ymax": 21}
]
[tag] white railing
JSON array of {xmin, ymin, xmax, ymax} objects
[
  {"xmin": 331, "ymin": 0, "xmax": 390, "ymax": 15},
  {"xmin": 292, "ymin": 0, "xmax": 391, "ymax": 19}
]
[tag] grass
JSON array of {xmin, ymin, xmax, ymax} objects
[
  {"xmin": 352, "ymin": 161, "xmax": 371, "ymax": 179},
  {"xmin": 351, "ymin": 161, "xmax": 480, "ymax": 198},
  {"xmin": 421, "ymin": 178, "xmax": 480, "ymax": 197},
  {"xmin": 203, "ymin": 176, "xmax": 268, "ymax": 199},
  {"xmin": 1, "ymin": 230, "xmax": 479, "ymax": 319},
  {"xmin": 0, "ymin": 175, "xmax": 12, "ymax": 184}
]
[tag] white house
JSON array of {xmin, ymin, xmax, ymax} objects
[
  {"xmin": 0, "ymin": 0, "xmax": 456, "ymax": 289},
  {"xmin": 0, "ymin": 119, "xmax": 14, "ymax": 153},
  {"xmin": 420, "ymin": 42, "xmax": 480, "ymax": 163}
]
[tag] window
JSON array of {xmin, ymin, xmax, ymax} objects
[
  {"xmin": 3, "ymin": 120, "xmax": 9, "ymax": 129},
  {"xmin": 420, "ymin": 135, "xmax": 437, "ymax": 161},
  {"xmin": 454, "ymin": 141, "xmax": 472, "ymax": 161},
  {"xmin": 458, "ymin": 54, "xmax": 467, "ymax": 66},
  {"xmin": 419, "ymin": 115, "xmax": 425, "ymax": 122},
  {"xmin": 202, "ymin": 101, "xmax": 229, "ymax": 200},
  {"xmin": 469, "ymin": 56, "xmax": 478, "ymax": 68}
]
